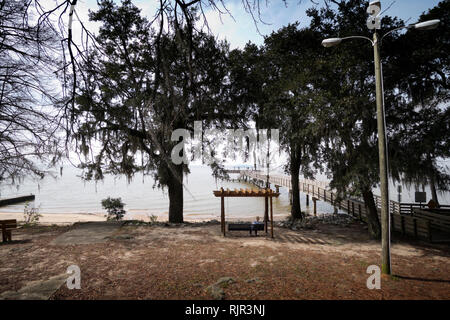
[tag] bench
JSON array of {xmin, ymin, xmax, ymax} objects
[
  {"xmin": 228, "ymin": 223, "xmax": 265, "ymax": 236},
  {"xmin": 0, "ymin": 219, "xmax": 17, "ymax": 242}
]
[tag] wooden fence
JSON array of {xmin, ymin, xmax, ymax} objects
[{"xmin": 239, "ymin": 170, "xmax": 450, "ymax": 242}]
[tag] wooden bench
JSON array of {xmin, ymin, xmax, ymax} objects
[
  {"xmin": 228, "ymin": 223, "xmax": 264, "ymax": 236},
  {"xmin": 0, "ymin": 219, "xmax": 17, "ymax": 242}
]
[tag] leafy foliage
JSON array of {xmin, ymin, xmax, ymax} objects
[
  {"xmin": 228, "ymin": 24, "xmax": 328, "ymax": 220},
  {"xmin": 101, "ymin": 197, "xmax": 126, "ymax": 221},
  {"xmin": 23, "ymin": 202, "xmax": 42, "ymax": 225},
  {"xmin": 73, "ymin": 0, "xmax": 236, "ymax": 223},
  {"xmin": 387, "ymin": 0, "xmax": 450, "ymax": 203}
]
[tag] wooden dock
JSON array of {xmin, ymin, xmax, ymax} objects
[
  {"xmin": 234, "ymin": 170, "xmax": 450, "ymax": 242},
  {"xmin": 0, "ymin": 194, "xmax": 35, "ymax": 207}
]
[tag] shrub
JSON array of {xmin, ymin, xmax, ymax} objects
[
  {"xmin": 23, "ymin": 202, "xmax": 42, "ymax": 225},
  {"xmin": 147, "ymin": 214, "xmax": 158, "ymax": 224},
  {"xmin": 101, "ymin": 197, "xmax": 126, "ymax": 221}
]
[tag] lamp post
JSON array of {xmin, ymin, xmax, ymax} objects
[{"xmin": 321, "ymin": 1, "xmax": 439, "ymax": 275}]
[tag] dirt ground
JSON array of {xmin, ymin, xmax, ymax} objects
[{"xmin": 0, "ymin": 221, "xmax": 449, "ymax": 300}]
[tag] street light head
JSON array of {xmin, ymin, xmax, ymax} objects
[
  {"xmin": 368, "ymin": 1, "xmax": 381, "ymax": 11},
  {"xmin": 321, "ymin": 38, "xmax": 342, "ymax": 48},
  {"xmin": 414, "ymin": 19, "xmax": 440, "ymax": 30}
]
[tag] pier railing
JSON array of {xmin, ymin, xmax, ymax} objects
[{"xmin": 237, "ymin": 170, "xmax": 449, "ymax": 242}]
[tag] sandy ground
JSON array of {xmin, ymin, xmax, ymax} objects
[
  {"xmin": 0, "ymin": 212, "xmax": 106, "ymax": 224},
  {"xmin": 0, "ymin": 220, "xmax": 449, "ymax": 300},
  {"xmin": 0, "ymin": 211, "xmax": 289, "ymax": 225}
]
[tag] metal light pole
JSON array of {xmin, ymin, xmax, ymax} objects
[
  {"xmin": 321, "ymin": 1, "xmax": 440, "ymax": 275},
  {"xmin": 372, "ymin": 30, "xmax": 391, "ymax": 274}
]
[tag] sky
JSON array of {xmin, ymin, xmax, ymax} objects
[{"xmin": 71, "ymin": 0, "xmax": 443, "ymax": 49}]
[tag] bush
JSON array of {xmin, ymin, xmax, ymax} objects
[
  {"xmin": 147, "ymin": 214, "xmax": 158, "ymax": 224},
  {"xmin": 101, "ymin": 197, "xmax": 126, "ymax": 221},
  {"xmin": 23, "ymin": 202, "xmax": 42, "ymax": 225}
]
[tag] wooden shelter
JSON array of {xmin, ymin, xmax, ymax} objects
[{"xmin": 213, "ymin": 188, "xmax": 280, "ymax": 238}]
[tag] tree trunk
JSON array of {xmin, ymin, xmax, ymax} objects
[
  {"xmin": 362, "ymin": 188, "xmax": 381, "ymax": 240},
  {"xmin": 290, "ymin": 157, "xmax": 302, "ymax": 220},
  {"xmin": 429, "ymin": 174, "xmax": 439, "ymax": 206},
  {"xmin": 168, "ymin": 164, "xmax": 184, "ymax": 223}
]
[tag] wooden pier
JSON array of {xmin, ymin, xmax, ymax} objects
[
  {"xmin": 231, "ymin": 170, "xmax": 450, "ymax": 242},
  {"xmin": 0, "ymin": 194, "xmax": 35, "ymax": 207}
]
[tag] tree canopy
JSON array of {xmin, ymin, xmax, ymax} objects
[
  {"xmin": 73, "ymin": 0, "xmax": 235, "ymax": 222},
  {"xmin": 0, "ymin": 0, "xmax": 448, "ymax": 231},
  {"xmin": 388, "ymin": 0, "xmax": 450, "ymax": 204},
  {"xmin": 0, "ymin": 0, "xmax": 64, "ymax": 183},
  {"xmin": 229, "ymin": 0, "xmax": 449, "ymax": 238}
]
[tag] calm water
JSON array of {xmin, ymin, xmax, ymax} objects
[
  {"xmin": 0, "ymin": 165, "xmax": 332, "ymax": 221},
  {"xmin": 0, "ymin": 165, "xmax": 448, "ymax": 221}
]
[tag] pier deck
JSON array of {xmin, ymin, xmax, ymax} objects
[
  {"xmin": 0, "ymin": 195, "xmax": 35, "ymax": 207},
  {"xmin": 228, "ymin": 170, "xmax": 450, "ymax": 242}
]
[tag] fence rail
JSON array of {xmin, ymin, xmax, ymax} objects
[{"xmin": 238, "ymin": 170, "xmax": 449, "ymax": 242}]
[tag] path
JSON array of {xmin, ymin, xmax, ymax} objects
[
  {"xmin": 51, "ymin": 221, "xmax": 123, "ymax": 245},
  {"xmin": 0, "ymin": 274, "xmax": 68, "ymax": 300},
  {"xmin": 0, "ymin": 222, "xmax": 123, "ymax": 299}
]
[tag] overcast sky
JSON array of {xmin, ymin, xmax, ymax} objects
[{"xmin": 71, "ymin": 0, "xmax": 442, "ymax": 49}]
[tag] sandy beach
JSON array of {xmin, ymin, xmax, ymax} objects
[
  {"xmin": 0, "ymin": 210, "xmax": 290, "ymax": 225},
  {"xmin": 0, "ymin": 212, "xmax": 106, "ymax": 225}
]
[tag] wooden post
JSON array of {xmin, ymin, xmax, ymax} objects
[
  {"xmin": 427, "ymin": 220, "xmax": 432, "ymax": 242},
  {"xmin": 306, "ymin": 194, "xmax": 309, "ymax": 206},
  {"xmin": 1, "ymin": 223, "xmax": 6, "ymax": 242},
  {"xmin": 391, "ymin": 213, "xmax": 396, "ymax": 231},
  {"xmin": 390, "ymin": 207, "xmax": 395, "ymax": 229},
  {"xmin": 289, "ymin": 190, "xmax": 292, "ymax": 205},
  {"xmin": 358, "ymin": 204, "xmax": 362, "ymax": 221},
  {"xmin": 312, "ymin": 197, "xmax": 317, "ymax": 216},
  {"xmin": 413, "ymin": 218, "xmax": 417, "ymax": 238},
  {"xmin": 264, "ymin": 194, "xmax": 268, "ymax": 233},
  {"xmin": 221, "ymin": 192, "xmax": 225, "ymax": 236},
  {"xmin": 270, "ymin": 195, "xmax": 274, "ymax": 239},
  {"xmin": 401, "ymin": 216, "xmax": 405, "ymax": 235}
]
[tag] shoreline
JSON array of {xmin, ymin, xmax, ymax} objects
[
  {"xmin": 0, "ymin": 211, "xmax": 106, "ymax": 224},
  {"xmin": 0, "ymin": 210, "xmax": 291, "ymax": 225}
]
